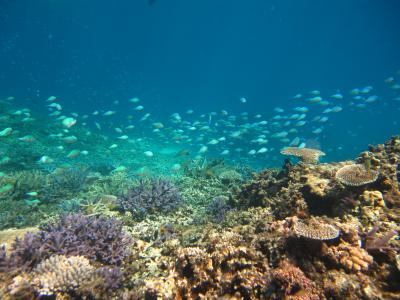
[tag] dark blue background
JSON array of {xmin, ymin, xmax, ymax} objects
[{"xmin": 1, "ymin": 0, "xmax": 400, "ymax": 160}]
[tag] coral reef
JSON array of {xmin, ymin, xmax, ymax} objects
[{"xmin": 1, "ymin": 132, "xmax": 400, "ymax": 299}]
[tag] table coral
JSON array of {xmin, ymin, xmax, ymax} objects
[{"xmin": 281, "ymin": 147, "xmax": 326, "ymax": 164}]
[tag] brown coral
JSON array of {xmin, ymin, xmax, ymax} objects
[
  {"xmin": 281, "ymin": 147, "xmax": 325, "ymax": 164},
  {"xmin": 327, "ymin": 242, "xmax": 373, "ymax": 273},
  {"xmin": 270, "ymin": 260, "xmax": 320, "ymax": 299},
  {"xmin": 335, "ymin": 164, "xmax": 379, "ymax": 186},
  {"xmin": 32, "ymin": 255, "xmax": 95, "ymax": 296}
]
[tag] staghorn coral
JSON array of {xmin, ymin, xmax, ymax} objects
[
  {"xmin": 281, "ymin": 147, "xmax": 325, "ymax": 164},
  {"xmin": 293, "ymin": 219, "xmax": 340, "ymax": 241},
  {"xmin": 206, "ymin": 195, "xmax": 233, "ymax": 223},
  {"xmin": 44, "ymin": 167, "xmax": 89, "ymax": 201},
  {"xmin": 7, "ymin": 214, "xmax": 131, "ymax": 270},
  {"xmin": 335, "ymin": 164, "xmax": 379, "ymax": 186},
  {"xmin": 118, "ymin": 178, "xmax": 182, "ymax": 220},
  {"xmin": 364, "ymin": 224, "xmax": 398, "ymax": 253}
]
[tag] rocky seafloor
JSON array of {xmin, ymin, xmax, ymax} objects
[{"xmin": 0, "ymin": 135, "xmax": 399, "ymax": 299}]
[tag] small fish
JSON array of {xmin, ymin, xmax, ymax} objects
[
  {"xmin": 26, "ymin": 191, "xmax": 38, "ymax": 197},
  {"xmin": 143, "ymin": 151, "xmax": 154, "ymax": 157},
  {"xmin": 365, "ymin": 95, "xmax": 378, "ymax": 103},
  {"xmin": 18, "ymin": 135, "xmax": 35, "ymax": 142},
  {"xmin": 295, "ymin": 120, "xmax": 306, "ymax": 126},
  {"xmin": 309, "ymin": 90, "xmax": 320, "ymax": 95},
  {"xmin": 319, "ymin": 116, "xmax": 329, "ymax": 122},
  {"xmin": 331, "ymin": 93, "xmax": 343, "ymax": 100},
  {"xmin": 257, "ymin": 147, "xmax": 268, "ymax": 154},
  {"xmin": 103, "ymin": 110, "xmax": 116, "ymax": 116},
  {"xmin": 0, "ymin": 127, "xmax": 13, "ymax": 137},
  {"xmin": 62, "ymin": 136, "xmax": 78, "ymax": 143},
  {"xmin": 38, "ymin": 156, "xmax": 53, "ymax": 164},
  {"xmin": 109, "ymin": 144, "xmax": 118, "ymax": 149},
  {"xmin": 248, "ymin": 149, "xmax": 256, "ymax": 155},
  {"xmin": 129, "ymin": 97, "xmax": 140, "ymax": 103},
  {"xmin": 294, "ymin": 107, "xmax": 308, "ymax": 113},
  {"xmin": 274, "ymin": 107, "xmax": 284, "ymax": 113},
  {"xmin": 240, "ymin": 97, "xmax": 247, "ymax": 103},
  {"xmin": 62, "ymin": 117, "xmax": 77, "ymax": 128},
  {"xmin": 220, "ymin": 149, "xmax": 230, "ymax": 155},
  {"xmin": 134, "ymin": 105, "xmax": 144, "ymax": 111},
  {"xmin": 330, "ymin": 106, "xmax": 343, "ymax": 113},
  {"xmin": 312, "ymin": 127, "xmax": 323, "ymax": 134},
  {"xmin": 208, "ymin": 139, "xmax": 219, "ymax": 145},
  {"xmin": 153, "ymin": 122, "xmax": 164, "ymax": 129},
  {"xmin": 117, "ymin": 135, "xmax": 129, "ymax": 140},
  {"xmin": 308, "ymin": 96, "xmax": 322, "ymax": 103},
  {"xmin": 198, "ymin": 145, "xmax": 208, "ymax": 153},
  {"xmin": 67, "ymin": 149, "xmax": 81, "ymax": 158},
  {"xmin": 113, "ymin": 166, "xmax": 127, "ymax": 173},
  {"xmin": 47, "ymin": 96, "xmax": 57, "ymax": 102},
  {"xmin": 140, "ymin": 113, "xmax": 150, "ymax": 121}
]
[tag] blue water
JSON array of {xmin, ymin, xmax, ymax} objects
[{"xmin": 1, "ymin": 0, "xmax": 400, "ymax": 165}]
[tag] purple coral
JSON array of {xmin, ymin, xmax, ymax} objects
[
  {"xmin": 7, "ymin": 214, "xmax": 131, "ymax": 271},
  {"xmin": 206, "ymin": 196, "xmax": 233, "ymax": 223},
  {"xmin": 364, "ymin": 224, "xmax": 398, "ymax": 253},
  {"xmin": 118, "ymin": 178, "xmax": 182, "ymax": 219}
]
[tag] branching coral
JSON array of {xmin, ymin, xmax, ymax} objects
[
  {"xmin": 206, "ymin": 195, "xmax": 233, "ymax": 223},
  {"xmin": 7, "ymin": 214, "xmax": 132, "ymax": 270},
  {"xmin": 335, "ymin": 164, "xmax": 379, "ymax": 186},
  {"xmin": 32, "ymin": 255, "xmax": 95, "ymax": 296},
  {"xmin": 364, "ymin": 224, "xmax": 398, "ymax": 253},
  {"xmin": 280, "ymin": 147, "xmax": 325, "ymax": 164},
  {"xmin": 118, "ymin": 178, "xmax": 182, "ymax": 219},
  {"xmin": 44, "ymin": 167, "xmax": 89, "ymax": 200}
]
